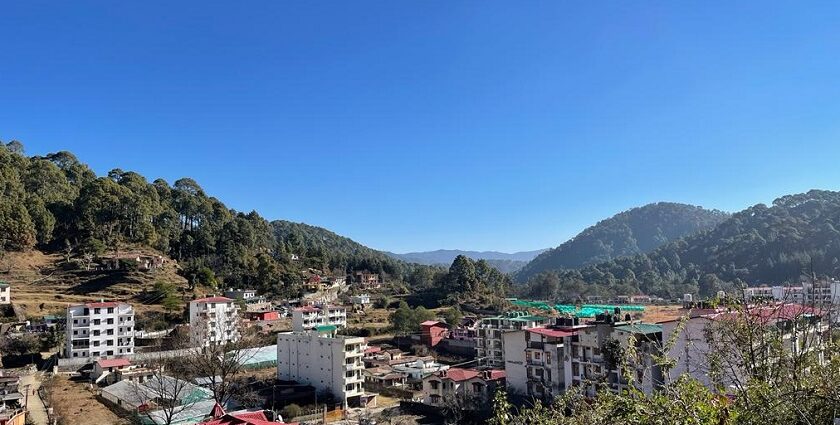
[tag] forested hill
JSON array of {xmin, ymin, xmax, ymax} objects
[
  {"xmin": 516, "ymin": 202, "xmax": 729, "ymax": 282},
  {"xmin": 521, "ymin": 190, "xmax": 840, "ymax": 301},
  {"xmin": 0, "ymin": 140, "xmax": 412, "ymax": 297},
  {"xmin": 272, "ymin": 220, "xmax": 403, "ymax": 275}
]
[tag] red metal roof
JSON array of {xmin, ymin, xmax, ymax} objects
[
  {"xmin": 97, "ymin": 358, "xmax": 131, "ymax": 368},
  {"xmin": 193, "ymin": 296, "xmax": 234, "ymax": 304},
  {"xmin": 442, "ymin": 368, "xmax": 480, "ymax": 382},
  {"xmin": 420, "ymin": 320, "xmax": 445, "ymax": 327},
  {"xmin": 527, "ymin": 327, "xmax": 577, "ymax": 338}
]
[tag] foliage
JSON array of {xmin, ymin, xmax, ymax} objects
[
  {"xmin": 389, "ymin": 301, "xmax": 435, "ymax": 334},
  {"xmin": 441, "ymin": 307, "xmax": 463, "ymax": 325},
  {"xmin": 280, "ymin": 404, "xmax": 302, "ymax": 420}
]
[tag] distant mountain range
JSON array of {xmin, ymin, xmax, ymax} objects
[
  {"xmin": 387, "ymin": 249, "xmax": 546, "ymax": 265},
  {"xmin": 515, "ymin": 202, "xmax": 730, "ymax": 282}
]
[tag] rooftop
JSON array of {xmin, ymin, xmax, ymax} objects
[
  {"xmin": 193, "ymin": 296, "xmax": 235, "ymax": 304},
  {"xmin": 614, "ymin": 323, "xmax": 663, "ymax": 335},
  {"xmin": 97, "ymin": 358, "xmax": 132, "ymax": 368},
  {"xmin": 528, "ymin": 327, "xmax": 577, "ymax": 338}
]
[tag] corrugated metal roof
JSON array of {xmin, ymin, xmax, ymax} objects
[{"xmin": 614, "ymin": 323, "xmax": 663, "ymax": 334}]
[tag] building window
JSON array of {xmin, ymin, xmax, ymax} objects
[{"xmin": 107, "ymin": 307, "xmax": 114, "ymax": 314}]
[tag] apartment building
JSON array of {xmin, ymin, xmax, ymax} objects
[
  {"xmin": 503, "ymin": 326, "xmax": 575, "ymax": 401},
  {"xmin": 660, "ymin": 303, "xmax": 827, "ymax": 389},
  {"xmin": 0, "ymin": 282, "xmax": 9, "ymax": 305},
  {"xmin": 291, "ymin": 305, "xmax": 347, "ymax": 332},
  {"xmin": 564, "ymin": 315, "xmax": 664, "ymax": 395},
  {"xmin": 421, "ymin": 368, "xmax": 505, "ymax": 408},
  {"xmin": 189, "ymin": 296, "xmax": 241, "ymax": 347},
  {"xmin": 743, "ymin": 279, "xmax": 840, "ymax": 306},
  {"xmin": 476, "ymin": 311, "xmax": 548, "ymax": 367},
  {"xmin": 276, "ymin": 331, "xmax": 370, "ymax": 408},
  {"xmin": 65, "ymin": 301, "xmax": 135, "ymax": 359}
]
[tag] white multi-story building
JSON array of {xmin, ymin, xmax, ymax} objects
[
  {"xmin": 276, "ymin": 331, "xmax": 370, "ymax": 408},
  {"xmin": 743, "ymin": 280, "xmax": 840, "ymax": 306},
  {"xmin": 476, "ymin": 311, "xmax": 548, "ymax": 367},
  {"xmin": 503, "ymin": 327, "xmax": 574, "ymax": 401},
  {"xmin": 189, "ymin": 296, "xmax": 241, "ymax": 347},
  {"xmin": 0, "ymin": 282, "xmax": 9, "ymax": 305},
  {"xmin": 292, "ymin": 305, "xmax": 347, "ymax": 332},
  {"xmin": 65, "ymin": 301, "xmax": 135, "ymax": 359}
]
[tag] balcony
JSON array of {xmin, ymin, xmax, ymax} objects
[{"xmin": 345, "ymin": 362, "xmax": 363, "ymax": 371}]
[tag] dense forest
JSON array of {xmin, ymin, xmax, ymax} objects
[
  {"xmin": 516, "ymin": 202, "xmax": 729, "ymax": 282},
  {"xmin": 0, "ymin": 141, "xmax": 435, "ymax": 298},
  {"xmin": 522, "ymin": 190, "xmax": 840, "ymax": 301}
]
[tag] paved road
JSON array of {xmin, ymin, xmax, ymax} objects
[{"xmin": 19, "ymin": 372, "xmax": 49, "ymax": 425}]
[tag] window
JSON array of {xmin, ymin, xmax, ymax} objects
[
  {"xmin": 429, "ymin": 380, "xmax": 440, "ymax": 390},
  {"xmin": 107, "ymin": 318, "xmax": 114, "ymax": 325},
  {"xmin": 94, "ymin": 308, "xmax": 100, "ymax": 314},
  {"xmin": 107, "ymin": 307, "xmax": 114, "ymax": 314}
]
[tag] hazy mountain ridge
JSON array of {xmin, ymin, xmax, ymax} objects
[{"xmin": 387, "ymin": 248, "xmax": 547, "ymax": 265}]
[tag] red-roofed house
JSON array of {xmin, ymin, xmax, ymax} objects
[
  {"xmin": 421, "ymin": 368, "xmax": 505, "ymax": 408},
  {"xmin": 420, "ymin": 320, "xmax": 448, "ymax": 348},
  {"xmin": 199, "ymin": 402, "xmax": 294, "ymax": 425}
]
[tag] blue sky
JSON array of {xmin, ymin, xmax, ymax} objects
[{"xmin": 3, "ymin": 1, "xmax": 840, "ymax": 253}]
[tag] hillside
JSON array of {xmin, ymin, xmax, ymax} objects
[
  {"xmin": 521, "ymin": 190, "xmax": 840, "ymax": 300},
  {"xmin": 272, "ymin": 220, "xmax": 406, "ymax": 276},
  {"xmin": 515, "ymin": 202, "xmax": 729, "ymax": 282}
]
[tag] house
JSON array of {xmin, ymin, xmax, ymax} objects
[
  {"xmin": 475, "ymin": 312, "xmax": 549, "ymax": 367},
  {"xmin": 391, "ymin": 357, "xmax": 449, "ymax": 382},
  {"xmin": 65, "ymin": 301, "xmax": 135, "ymax": 360},
  {"xmin": 0, "ymin": 282, "xmax": 10, "ymax": 305},
  {"xmin": 102, "ymin": 375, "xmax": 213, "ymax": 415},
  {"xmin": 291, "ymin": 305, "xmax": 346, "ymax": 332},
  {"xmin": 0, "ymin": 372, "xmax": 25, "ymax": 425},
  {"xmin": 199, "ymin": 402, "xmax": 292, "ymax": 425},
  {"xmin": 503, "ymin": 326, "xmax": 576, "ymax": 401},
  {"xmin": 245, "ymin": 311, "xmax": 279, "ymax": 321},
  {"xmin": 304, "ymin": 275, "xmax": 326, "ymax": 292},
  {"xmin": 189, "ymin": 296, "xmax": 241, "ymax": 347},
  {"xmin": 363, "ymin": 366, "xmax": 407, "ymax": 390},
  {"xmin": 350, "ymin": 272, "xmax": 382, "ymax": 289},
  {"xmin": 93, "ymin": 358, "xmax": 133, "ymax": 385},
  {"xmin": 421, "ymin": 368, "xmax": 505, "ymax": 408},
  {"xmin": 223, "ymin": 289, "xmax": 257, "ymax": 301},
  {"xmin": 277, "ymin": 331, "xmax": 374, "ymax": 408},
  {"xmin": 349, "ymin": 294, "xmax": 371, "ymax": 309},
  {"xmin": 420, "ymin": 320, "xmax": 448, "ymax": 348}
]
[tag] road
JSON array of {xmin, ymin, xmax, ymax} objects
[{"xmin": 19, "ymin": 371, "xmax": 49, "ymax": 425}]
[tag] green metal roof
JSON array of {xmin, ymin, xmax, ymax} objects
[
  {"xmin": 614, "ymin": 323, "xmax": 663, "ymax": 335},
  {"xmin": 314, "ymin": 324, "xmax": 337, "ymax": 333}
]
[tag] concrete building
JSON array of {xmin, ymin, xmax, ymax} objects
[
  {"xmin": 742, "ymin": 280, "xmax": 840, "ymax": 306},
  {"xmin": 351, "ymin": 271, "xmax": 381, "ymax": 289},
  {"xmin": 391, "ymin": 357, "xmax": 449, "ymax": 381},
  {"xmin": 476, "ymin": 311, "xmax": 548, "ymax": 367},
  {"xmin": 503, "ymin": 327, "xmax": 574, "ymax": 401},
  {"xmin": 564, "ymin": 315, "xmax": 664, "ymax": 395},
  {"xmin": 65, "ymin": 301, "xmax": 135, "ymax": 360},
  {"xmin": 189, "ymin": 296, "xmax": 241, "ymax": 347},
  {"xmin": 0, "ymin": 282, "xmax": 9, "ymax": 305},
  {"xmin": 223, "ymin": 288, "xmax": 257, "ymax": 300},
  {"xmin": 421, "ymin": 368, "xmax": 505, "ymax": 408},
  {"xmin": 291, "ymin": 305, "xmax": 347, "ymax": 332},
  {"xmin": 350, "ymin": 294, "xmax": 371, "ymax": 309},
  {"xmin": 660, "ymin": 303, "xmax": 827, "ymax": 389},
  {"xmin": 276, "ymin": 331, "xmax": 371, "ymax": 408}
]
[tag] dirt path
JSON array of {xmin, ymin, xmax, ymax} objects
[{"xmin": 19, "ymin": 372, "xmax": 49, "ymax": 425}]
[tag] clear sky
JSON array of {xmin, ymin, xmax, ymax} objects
[{"xmin": 3, "ymin": 1, "xmax": 840, "ymax": 253}]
